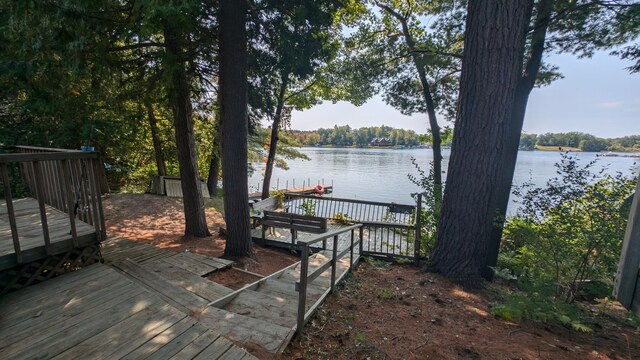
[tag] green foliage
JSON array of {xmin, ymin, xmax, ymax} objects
[
  {"xmin": 491, "ymin": 290, "xmax": 592, "ymax": 333},
  {"xmin": 299, "ymin": 200, "xmax": 317, "ymax": 216},
  {"xmin": 269, "ymin": 190, "xmax": 286, "ymax": 208},
  {"xmin": 332, "ymin": 213, "xmax": 353, "ymax": 225},
  {"xmin": 501, "ymin": 153, "xmax": 637, "ymax": 303},
  {"xmin": 288, "ymin": 125, "xmax": 424, "ymax": 147},
  {"xmin": 532, "ymin": 132, "xmax": 640, "ymax": 152},
  {"xmin": 364, "ymin": 256, "xmax": 392, "ymax": 268},
  {"xmin": 519, "ymin": 134, "xmax": 537, "ymax": 151},
  {"xmin": 378, "ymin": 288, "xmax": 396, "ymax": 300},
  {"xmin": 407, "ymin": 158, "xmax": 440, "ymax": 255}
]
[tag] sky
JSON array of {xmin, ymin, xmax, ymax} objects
[{"xmin": 288, "ymin": 51, "xmax": 639, "ymax": 138}]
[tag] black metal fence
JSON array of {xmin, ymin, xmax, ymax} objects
[{"xmin": 284, "ymin": 193, "xmax": 422, "ymax": 261}]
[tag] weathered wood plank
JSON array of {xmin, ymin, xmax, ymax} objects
[
  {"xmin": 0, "ymin": 263, "xmax": 108, "ymax": 307},
  {"xmin": 0, "ymin": 267, "xmax": 127, "ymax": 333},
  {"xmin": 167, "ymin": 330, "xmax": 221, "ymax": 360},
  {"xmin": 181, "ymin": 251, "xmax": 233, "ymax": 269},
  {"xmin": 196, "ymin": 306, "xmax": 292, "ymax": 354},
  {"xmin": 145, "ymin": 258, "xmax": 233, "ymax": 301},
  {"xmin": 218, "ymin": 345, "xmax": 254, "ymax": 360},
  {"xmin": 162, "ymin": 252, "xmax": 220, "ymax": 276},
  {"xmin": 113, "ymin": 259, "xmax": 209, "ymax": 314},
  {"xmin": 49, "ymin": 303, "xmax": 181, "ymax": 360},
  {"xmin": 77, "ymin": 312, "xmax": 188, "ymax": 360},
  {"xmin": 223, "ymin": 289, "xmax": 297, "ymax": 327},
  {"xmin": 2, "ymin": 290, "xmax": 157, "ymax": 359},
  {"xmin": 144, "ymin": 323, "xmax": 209, "ymax": 360},
  {"xmin": 120, "ymin": 316, "xmax": 199, "ymax": 360},
  {"xmin": 192, "ymin": 335, "xmax": 234, "ymax": 360}
]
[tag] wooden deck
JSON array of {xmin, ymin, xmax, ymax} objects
[
  {"xmin": 0, "ymin": 237, "xmax": 358, "ymax": 357},
  {"xmin": 0, "ymin": 198, "xmax": 97, "ymax": 270},
  {"xmin": 0, "ymin": 263, "xmax": 256, "ymax": 360}
]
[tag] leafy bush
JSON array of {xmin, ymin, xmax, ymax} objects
[
  {"xmin": 501, "ymin": 153, "xmax": 637, "ymax": 303},
  {"xmin": 407, "ymin": 158, "xmax": 440, "ymax": 255},
  {"xmin": 299, "ymin": 200, "xmax": 317, "ymax": 216}
]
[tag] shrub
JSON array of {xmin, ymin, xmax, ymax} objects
[{"xmin": 501, "ymin": 153, "xmax": 637, "ymax": 303}]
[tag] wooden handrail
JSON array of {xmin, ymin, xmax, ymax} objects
[
  {"xmin": 0, "ymin": 151, "xmax": 98, "ymax": 163},
  {"xmin": 295, "ymin": 223, "xmax": 363, "ymax": 335}
]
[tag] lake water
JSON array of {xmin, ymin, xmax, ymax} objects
[{"xmin": 248, "ymin": 147, "xmax": 639, "ymax": 213}]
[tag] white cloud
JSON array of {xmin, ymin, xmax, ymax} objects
[{"xmin": 597, "ymin": 101, "xmax": 624, "ymax": 109}]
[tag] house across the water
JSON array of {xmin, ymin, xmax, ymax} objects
[{"xmin": 370, "ymin": 137, "xmax": 393, "ymax": 147}]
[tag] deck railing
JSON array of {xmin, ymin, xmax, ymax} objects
[
  {"xmin": 295, "ymin": 223, "xmax": 363, "ymax": 334},
  {"xmin": 0, "ymin": 146, "xmax": 106, "ymax": 263},
  {"xmin": 284, "ymin": 193, "xmax": 422, "ymax": 262}
]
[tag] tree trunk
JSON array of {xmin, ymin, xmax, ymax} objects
[
  {"xmin": 207, "ymin": 96, "xmax": 221, "ymax": 198},
  {"xmin": 261, "ymin": 74, "xmax": 289, "ymax": 200},
  {"xmin": 163, "ymin": 22, "xmax": 210, "ymax": 237},
  {"xmin": 219, "ymin": 0, "xmax": 254, "ymax": 258},
  {"xmin": 482, "ymin": 0, "xmax": 552, "ymax": 280},
  {"xmin": 144, "ymin": 99, "xmax": 167, "ymax": 176},
  {"xmin": 207, "ymin": 143, "xmax": 220, "ymax": 197},
  {"xmin": 428, "ymin": 0, "xmax": 529, "ymax": 284}
]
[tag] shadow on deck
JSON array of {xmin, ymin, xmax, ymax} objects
[{"xmin": 0, "ymin": 236, "xmax": 359, "ymax": 358}]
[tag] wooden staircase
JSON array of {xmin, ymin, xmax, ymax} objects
[
  {"xmin": 195, "ymin": 251, "xmax": 358, "ymax": 354},
  {"xmin": 102, "ymin": 237, "xmax": 359, "ymax": 355}
]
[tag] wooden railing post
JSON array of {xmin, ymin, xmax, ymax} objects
[
  {"xmin": 331, "ymin": 235, "xmax": 338, "ymax": 292},
  {"xmin": 414, "ymin": 193, "xmax": 422, "ymax": 265},
  {"xmin": 32, "ymin": 161, "xmax": 52, "ymax": 254},
  {"xmin": 59, "ymin": 159, "xmax": 78, "ymax": 247},
  {"xmin": 92, "ymin": 159, "xmax": 106, "ymax": 241},
  {"xmin": 297, "ymin": 245, "xmax": 309, "ymax": 335},
  {"xmin": 349, "ymin": 229, "xmax": 354, "ymax": 273},
  {"xmin": 1, "ymin": 164, "xmax": 22, "ymax": 263},
  {"xmin": 359, "ymin": 226, "xmax": 364, "ymax": 261}
]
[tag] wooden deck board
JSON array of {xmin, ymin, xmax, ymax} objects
[
  {"xmin": 161, "ymin": 252, "xmax": 223, "ymax": 276},
  {"xmin": 145, "ymin": 258, "xmax": 233, "ymax": 301},
  {"xmin": 196, "ymin": 306, "xmax": 293, "ymax": 354},
  {"xmin": 0, "ymin": 263, "xmax": 255, "ymax": 360},
  {"xmin": 224, "ymin": 288, "xmax": 297, "ymax": 327},
  {"xmin": 113, "ymin": 259, "xmax": 210, "ymax": 314},
  {"xmin": 0, "ymin": 198, "xmax": 97, "ymax": 270}
]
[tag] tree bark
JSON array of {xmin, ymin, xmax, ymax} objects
[
  {"xmin": 377, "ymin": 2, "xmax": 443, "ymax": 212},
  {"xmin": 207, "ymin": 140, "xmax": 220, "ymax": 197},
  {"xmin": 219, "ymin": 0, "xmax": 254, "ymax": 258},
  {"xmin": 482, "ymin": 0, "xmax": 553, "ymax": 280},
  {"xmin": 208, "ymin": 93, "xmax": 222, "ymax": 198},
  {"xmin": 163, "ymin": 21, "xmax": 210, "ymax": 237},
  {"xmin": 261, "ymin": 73, "xmax": 289, "ymax": 200},
  {"xmin": 428, "ymin": 0, "xmax": 529, "ymax": 284},
  {"xmin": 144, "ymin": 99, "xmax": 167, "ymax": 176}
]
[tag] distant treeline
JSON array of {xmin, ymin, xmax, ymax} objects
[
  {"xmin": 287, "ymin": 125, "xmax": 424, "ymax": 147},
  {"xmin": 520, "ymin": 132, "xmax": 640, "ymax": 152}
]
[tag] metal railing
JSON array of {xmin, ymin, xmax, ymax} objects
[{"xmin": 284, "ymin": 193, "xmax": 422, "ymax": 262}]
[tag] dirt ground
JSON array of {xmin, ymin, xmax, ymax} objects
[
  {"xmin": 103, "ymin": 193, "xmax": 298, "ymax": 276},
  {"xmin": 103, "ymin": 193, "xmax": 640, "ymax": 360}
]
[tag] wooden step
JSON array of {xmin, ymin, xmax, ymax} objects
[
  {"xmin": 254, "ymin": 277, "xmax": 325, "ymax": 305},
  {"xmin": 113, "ymin": 259, "xmax": 209, "ymax": 314},
  {"xmin": 195, "ymin": 306, "xmax": 293, "ymax": 354},
  {"xmin": 223, "ymin": 288, "xmax": 298, "ymax": 327},
  {"xmin": 144, "ymin": 258, "xmax": 233, "ymax": 301}
]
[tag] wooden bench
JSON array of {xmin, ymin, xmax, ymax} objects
[
  {"xmin": 261, "ymin": 211, "xmax": 327, "ymax": 248},
  {"xmin": 250, "ymin": 196, "xmax": 286, "ymax": 228}
]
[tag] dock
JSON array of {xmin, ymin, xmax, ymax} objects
[{"xmin": 249, "ymin": 184, "xmax": 333, "ymax": 200}]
